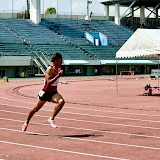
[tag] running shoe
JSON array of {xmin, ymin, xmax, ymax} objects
[
  {"xmin": 22, "ymin": 122, "xmax": 28, "ymax": 132},
  {"xmin": 48, "ymin": 117, "xmax": 57, "ymax": 128}
]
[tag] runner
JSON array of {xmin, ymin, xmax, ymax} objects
[{"xmin": 22, "ymin": 53, "xmax": 65, "ymax": 132}]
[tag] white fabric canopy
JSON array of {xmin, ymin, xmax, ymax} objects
[
  {"xmin": 116, "ymin": 29, "xmax": 160, "ymax": 58},
  {"xmin": 115, "ymin": 29, "xmax": 160, "ymax": 95}
]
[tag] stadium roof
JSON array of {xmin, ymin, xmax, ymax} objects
[
  {"xmin": 99, "ymin": 0, "xmax": 160, "ymax": 8},
  {"xmin": 116, "ymin": 29, "xmax": 160, "ymax": 58},
  {"xmin": 101, "ymin": 59, "xmax": 156, "ymax": 64},
  {"xmin": 63, "ymin": 60, "xmax": 89, "ymax": 65}
]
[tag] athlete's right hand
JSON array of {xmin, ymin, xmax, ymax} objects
[{"xmin": 58, "ymin": 70, "xmax": 63, "ymax": 77}]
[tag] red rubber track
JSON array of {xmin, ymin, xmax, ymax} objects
[{"xmin": 0, "ymin": 76, "xmax": 160, "ymax": 160}]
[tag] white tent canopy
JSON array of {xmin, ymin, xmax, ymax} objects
[
  {"xmin": 116, "ymin": 29, "xmax": 160, "ymax": 58},
  {"xmin": 115, "ymin": 28, "xmax": 160, "ymax": 95}
]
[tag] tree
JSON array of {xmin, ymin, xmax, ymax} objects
[{"xmin": 45, "ymin": 7, "xmax": 56, "ymax": 14}]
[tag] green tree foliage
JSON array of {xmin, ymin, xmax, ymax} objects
[{"xmin": 45, "ymin": 7, "xmax": 56, "ymax": 14}]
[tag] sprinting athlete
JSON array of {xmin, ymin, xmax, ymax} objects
[{"xmin": 22, "ymin": 53, "xmax": 65, "ymax": 132}]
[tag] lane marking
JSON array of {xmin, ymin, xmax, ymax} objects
[
  {"xmin": 1, "ymin": 102, "xmax": 160, "ymax": 124},
  {"xmin": 1, "ymin": 127, "xmax": 160, "ymax": 151},
  {"xmin": 0, "ymin": 96, "xmax": 160, "ymax": 117},
  {"xmin": 0, "ymin": 140, "xmax": 129, "ymax": 160},
  {"xmin": 63, "ymin": 136, "xmax": 160, "ymax": 151},
  {"xmin": 1, "ymin": 106, "xmax": 160, "ymax": 125},
  {"xmin": 61, "ymin": 111, "xmax": 160, "ymax": 123},
  {"xmin": 1, "ymin": 109, "xmax": 160, "ymax": 130},
  {"xmin": 1, "ymin": 118, "xmax": 160, "ymax": 139}
]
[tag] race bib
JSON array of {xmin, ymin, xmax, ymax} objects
[{"xmin": 38, "ymin": 90, "xmax": 45, "ymax": 97}]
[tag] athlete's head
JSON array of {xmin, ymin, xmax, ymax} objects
[
  {"xmin": 51, "ymin": 53, "xmax": 63, "ymax": 67},
  {"xmin": 51, "ymin": 53, "xmax": 62, "ymax": 62}
]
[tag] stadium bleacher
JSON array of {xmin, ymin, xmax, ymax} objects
[
  {"xmin": 0, "ymin": 17, "xmax": 157, "ymax": 77},
  {"xmin": 0, "ymin": 43, "xmax": 33, "ymax": 56},
  {"xmin": 0, "ymin": 18, "xmax": 95, "ymax": 60},
  {"xmin": 40, "ymin": 18, "xmax": 133, "ymax": 60},
  {"xmin": 0, "ymin": 18, "xmax": 133, "ymax": 60}
]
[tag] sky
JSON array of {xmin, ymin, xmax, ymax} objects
[
  {"xmin": 0, "ymin": 0, "xmax": 116, "ymax": 16},
  {"xmin": 0, "ymin": 0, "xmax": 153, "ymax": 17}
]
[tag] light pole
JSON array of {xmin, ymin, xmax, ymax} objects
[
  {"xmin": 43, "ymin": 0, "xmax": 44, "ymax": 18},
  {"xmin": 57, "ymin": 0, "xmax": 58, "ymax": 17},
  {"xmin": 26, "ymin": 0, "xmax": 30, "ymax": 19},
  {"xmin": 12, "ymin": 0, "xmax": 13, "ymax": 18},
  {"xmin": 87, "ymin": 0, "xmax": 92, "ymax": 20},
  {"xmin": 70, "ymin": 0, "xmax": 72, "ymax": 19}
]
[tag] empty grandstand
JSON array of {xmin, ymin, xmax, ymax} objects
[{"xmin": 0, "ymin": 0, "xmax": 159, "ymax": 77}]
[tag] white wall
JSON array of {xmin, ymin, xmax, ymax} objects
[
  {"xmin": 0, "ymin": 56, "xmax": 31, "ymax": 66},
  {"xmin": 0, "ymin": 13, "xmax": 17, "ymax": 18}
]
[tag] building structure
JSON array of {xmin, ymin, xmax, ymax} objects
[{"xmin": 99, "ymin": 0, "xmax": 160, "ymax": 25}]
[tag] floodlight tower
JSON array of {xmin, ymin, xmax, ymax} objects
[
  {"xmin": 70, "ymin": 0, "xmax": 72, "ymax": 19},
  {"xmin": 85, "ymin": 0, "xmax": 92, "ymax": 20},
  {"xmin": 12, "ymin": 0, "xmax": 13, "ymax": 18},
  {"xmin": 27, "ymin": 0, "xmax": 30, "ymax": 18}
]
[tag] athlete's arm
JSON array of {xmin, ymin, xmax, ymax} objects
[{"xmin": 45, "ymin": 66, "xmax": 63, "ymax": 85}]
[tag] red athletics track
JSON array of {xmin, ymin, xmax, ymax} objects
[{"xmin": 0, "ymin": 76, "xmax": 160, "ymax": 160}]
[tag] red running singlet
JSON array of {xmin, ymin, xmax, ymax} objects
[{"xmin": 42, "ymin": 66, "xmax": 60, "ymax": 92}]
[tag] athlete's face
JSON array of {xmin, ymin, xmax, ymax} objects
[{"xmin": 56, "ymin": 59, "xmax": 63, "ymax": 67}]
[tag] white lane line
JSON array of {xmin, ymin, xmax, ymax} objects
[
  {"xmin": 1, "ymin": 127, "xmax": 160, "ymax": 151},
  {"xmin": 0, "ymin": 96, "xmax": 160, "ymax": 118},
  {"xmin": 2, "ymin": 104, "xmax": 160, "ymax": 123},
  {"xmin": 0, "ymin": 140, "xmax": 129, "ymax": 160},
  {"xmin": 1, "ymin": 109, "xmax": 160, "ymax": 130},
  {"xmin": 1, "ymin": 102, "xmax": 160, "ymax": 124},
  {"xmin": 1, "ymin": 118, "xmax": 160, "ymax": 139},
  {"xmin": 63, "ymin": 137, "xmax": 160, "ymax": 151},
  {"xmin": 61, "ymin": 111, "xmax": 160, "ymax": 123}
]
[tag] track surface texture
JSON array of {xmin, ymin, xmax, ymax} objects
[{"xmin": 0, "ymin": 75, "xmax": 160, "ymax": 160}]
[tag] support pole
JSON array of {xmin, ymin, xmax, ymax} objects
[
  {"xmin": 116, "ymin": 58, "xmax": 119, "ymax": 95},
  {"xmin": 115, "ymin": 3, "xmax": 120, "ymax": 25}
]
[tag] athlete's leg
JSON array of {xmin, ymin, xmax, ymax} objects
[
  {"xmin": 50, "ymin": 93, "xmax": 65, "ymax": 120},
  {"xmin": 26, "ymin": 98, "xmax": 46, "ymax": 124},
  {"xmin": 22, "ymin": 98, "xmax": 46, "ymax": 131}
]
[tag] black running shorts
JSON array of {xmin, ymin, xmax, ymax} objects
[{"xmin": 38, "ymin": 90, "xmax": 58, "ymax": 102}]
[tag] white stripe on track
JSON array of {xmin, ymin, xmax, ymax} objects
[
  {"xmin": 61, "ymin": 111, "xmax": 160, "ymax": 123},
  {"xmin": 1, "ymin": 102, "xmax": 160, "ymax": 123},
  {"xmin": 1, "ymin": 127, "xmax": 160, "ymax": 151},
  {"xmin": 1, "ymin": 109, "xmax": 160, "ymax": 130},
  {"xmin": 1, "ymin": 118, "xmax": 160, "ymax": 139},
  {"xmin": 0, "ymin": 96, "xmax": 160, "ymax": 117},
  {"xmin": 0, "ymin": 140, "xmax": 129, "ymax": 160},
  {"xmin": 63, "ymin": 136, "xmax": 160, "ymax": 151}
]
